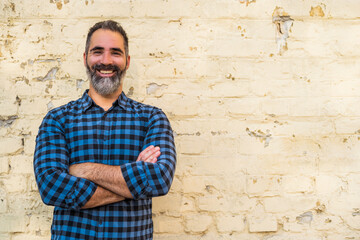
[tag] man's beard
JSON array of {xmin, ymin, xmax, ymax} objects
[{"xmin": 86, "ymin": 63, "xmax": 126, "ymax": 96}]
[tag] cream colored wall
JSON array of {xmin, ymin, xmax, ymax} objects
[{"xmin": 1, "ymin": 0, "xmax": 360, "ymax": 239}]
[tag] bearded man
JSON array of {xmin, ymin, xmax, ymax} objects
[{"xmin": 33, "ymin": 20, "xmax": 176, "ymax": 240}]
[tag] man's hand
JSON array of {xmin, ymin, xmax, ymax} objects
[{"xmin": 136, "ymin": 145, "xmax": 161, "ymax": 163}]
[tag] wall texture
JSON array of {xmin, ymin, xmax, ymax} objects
[{"xmin": 1, "ymin": 0, "xmax": 360, "ymax": 239}]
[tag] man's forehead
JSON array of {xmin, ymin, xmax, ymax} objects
[{"xmin": 89, "ymin": 29, "xmax": 125, "ymax": 48}]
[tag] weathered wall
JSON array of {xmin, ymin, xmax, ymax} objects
[{"xmin": 1, "ymin": 0, "xmax": 360, "ymax": 239}]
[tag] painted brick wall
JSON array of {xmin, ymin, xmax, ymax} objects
[{"xmin": 1, "ymin": 0, "xmax": 360, "ymax": 239}]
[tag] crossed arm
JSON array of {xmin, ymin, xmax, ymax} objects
[
  {"xmin": 70, "ymin": 146, "xmax": 161, "ymax": 209},
  {"xmin": 34, "ymin": 109, "xmax": 176, "ymax": 210}
]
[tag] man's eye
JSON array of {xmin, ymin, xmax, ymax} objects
[
  {"xmin": 112, "ymin": 52, "xmax": 121, "ymax": 56},
  {"xmin": 93, "ymin": 51, "xmax": 102, "ymax": 55}
]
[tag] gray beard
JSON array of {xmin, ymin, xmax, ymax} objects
[{"xmin": 86, "ymin": 64, "xmax": 126, "ymax": 96}]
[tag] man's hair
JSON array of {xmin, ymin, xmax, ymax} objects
[{"xmin": 85, "ymin": 20, "xmax": 129, "ymax": 57}]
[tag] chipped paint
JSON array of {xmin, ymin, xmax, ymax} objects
[
  {"xmin": 246, "ymin": 128, "xmax": 272, "ymax": 147},
  {"xmin": 239, "ymin": 0, "xmax": 256, "ymax": 7},
  {"xmin": 47, "ymin": 101, "xmax": 55, "ymax": 111},
  {"xmin": 310, "ymin": 5, "xmax": 325, "ymax": 17},
  {"xmin": 146, "ymin": 83, "xmax": 168, "ymax": 95},
  {"xmin": 76, "ymin": 79, "xmax": 85, "ymax": 89},
  {"xmin": 0, "ymin": 116, "xmax": 18, "ymax": 128},
  {"xmin": 296, "ymin": 212, "xmax": 313, "ymax": 224},
  {"xmin": 35, "ymin": 67, "xmax": 59, "ymax": 81},
  {"xmin": 272, "ymin": 7, "xmax": 293, "ymax": 55},
  {"xmin": 127, "ymin": 86, "xmax": 134, "ymax": 96}
]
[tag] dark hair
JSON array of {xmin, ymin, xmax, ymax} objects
[{"xmin": 85, "ymin": 20, "xmax": 129, "ymax": 56}]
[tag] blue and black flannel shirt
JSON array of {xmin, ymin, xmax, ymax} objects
[{"xmin": 33, "ymin": 90, "xmax": 176, "ymax": 240}]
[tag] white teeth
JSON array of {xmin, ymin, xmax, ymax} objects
[{"xmin": 99, "ymin": 70, "xmax": 113, "ymax": 74}]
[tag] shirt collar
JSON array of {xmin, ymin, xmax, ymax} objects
[
  {"xmin": 116, "ymin": 91, "xmax": 129, "ymax": 110},
  {"xmin": 80, "ymin": 90, "xmax": 129, "ymax": 113},
  {"xmin": 80, "ymin": 90, "xmax": 94, "ymax": 113}
]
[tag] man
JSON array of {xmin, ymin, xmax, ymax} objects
[{"xmin": 33, "ymin": 20, "xmax": 176, "ymax": 239}]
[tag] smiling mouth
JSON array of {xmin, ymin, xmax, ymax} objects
[
  {"xmin": 99, "ymin": 70, "xmax": 114, "ymax": 74},
  {"xmin": 92, "ymin": 64, "xmax": 120, "ymax": 77}
]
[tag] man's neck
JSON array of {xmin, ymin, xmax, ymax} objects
[{"xmin": 88, "ymin": 87, "xmax": 122, "ymax": 111}]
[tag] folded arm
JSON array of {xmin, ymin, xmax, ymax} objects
[
  {"xmin": 33, "ymin": 113, "xmax": 97, "ymax": 210},
  {"xmin": 118, "ymin": 109, "xmax": 176, "ymax": 199},
  {"xmin": 70, "ymin": 145, "xmax": 161, "ymax": 200},
  {"xmin": 70, "ymin": 109, "xmax": 176, "ymax": 201}
]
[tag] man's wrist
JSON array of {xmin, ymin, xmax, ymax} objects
[{"xmin": 70, "ymin": 162, "xmax": 98, "ymax": 180}]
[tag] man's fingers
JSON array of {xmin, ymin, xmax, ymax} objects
[
  {"xmin": 142, "ymin": 147, "xmax": 160, "ymax": 160},
  {"xmin": 145, "ymin": 150, "xmax": 161, "ymax": 163},
  {"xmin": 137, "ymin": 145, "xmax": 161, "ymax": 162},
  {"xmin": 136, "ymin": 145, "xmax": 154, "ymax": 161}
]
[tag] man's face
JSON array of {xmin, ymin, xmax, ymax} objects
[{"xmin": 84, "ymin": 29, "xmax": 130, "ymax": 96}]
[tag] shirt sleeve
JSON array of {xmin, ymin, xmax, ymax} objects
[
  {"xmin": 120, "ymin": 109, "xmax": 176, "ymax": 200},
  {"xmin": 33, "ymin": 112, "xmax": 97, "ymax": 210}
]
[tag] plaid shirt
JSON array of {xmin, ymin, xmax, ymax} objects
[{"xmin": 34, "ymin": 91, "xmax": 176, "ymax": 240}]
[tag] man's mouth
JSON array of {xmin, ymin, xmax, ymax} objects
[
  {"xmin": 98, "ymin": 70, "xmax": 115, "ymax": 74},
  {"xmin": 92, "ymin": 64, "xmax": 120, "ymax": 77},
  {"xmin": 95, "ymin": 69, "xmax": 116, "ymax": 78}
]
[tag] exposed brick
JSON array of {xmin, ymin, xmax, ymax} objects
[
  {"xmin": 152, "ymin": 193, "xmax": 182, "ymax": 215},
  {"xmin": 0, "ymin": 99, "xmax": 18, "ymax": 116},
  {"xmin": 11, "ymin": 234, "xmax": 49, "ymax": 240},
  {"xmin": 198, "ymin": 195, "xmax": 226, "ymax": 212},
  {"xmin": 179, "ymin": 196, "xmax": 196, "ymax": 213},
  {"xmin": 1, "ymin": 175, "xmax": 28, "ymax": 193},
  {"xmin": 185, "ymin": 214, "xmax": 212, "ymax": 233},
  {"xmin": 0, "ymin": 214, "xmax": 28, "ymax": 233},
  {"xmin": 248, "ymin": 215, "xmax": 278, "ymax": 233},
  {"xmin": 18, "ymin": 98, "xmax": 50, "ymax": 116},
  {"xmin": 315, "ymin": 175, "xmax": 345, "ymax": 195},
  {"xmin": 263, "ymin": 196, "xmax": 317, "ymax": 214},
  {"xmin": 347, "ymin": 174, "xmax": 360, "ymax": 195},
  {"xmin": 182, "ymin": 176, "xmax": 223, "ymax": 194},
  {"xmin": 0, "ymin": 187, "xmax": 7, "ymax": 213},
  {"xmin": 9, "ymin": 155, "xmax": 33, "ymax": 174},
  {"xmin": 312, "ymin": 214, "xmax": 343, "ymax": 231},
  {"xmin": 176, "ymin": 136, "xmax": 208, "ymax": 155},
  {"xmin": 246, "ymin": 175, "xmax": 282, "ymax": 197},
  {"xmin": 0, "ymin": 233, "xmax": 10, "ymax": 240},
  {"xmin": 23, "ymin": 136, "xmax": 36, "ymax": 155},
  {"xmin": 153, "ymin": 216, "xmax": 183, "ymax": 233},
  {"xmin": 0, "ymin": 138, "xmax": 22, "ymax": 156},
  {"xmin": 0, "ymin": 157, "xmax": 9, "ymax": 174},
  {"xmin": 216, "ymin": 214, "xmax": 245, "ymax": 233},
  {"xmin": 282, "ymin": 175, "xmax": 314, "ymax": 194},
  {"xmin": 28, "ymin": 214, "xmax": 53, "ymax": 232}
]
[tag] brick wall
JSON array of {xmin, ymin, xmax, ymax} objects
[{"xmin": 1, "ymin": 0, "xmax": 360, "ymax": 239}]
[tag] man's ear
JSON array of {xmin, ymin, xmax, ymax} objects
[
  {"xmin": 126, "ymin": 55, "xmax": 131, "ymax": 70},
  {"xmin": 83, "ymin": 52, "xmax": 87, "ymax": 67}
]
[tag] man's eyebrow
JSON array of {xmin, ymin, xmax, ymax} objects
[
  {"xmin": 110, "ymin": 48, "xmax": 124, "ymax": 53},
  {"xmin": 89, "ymin": 47, "xmax": 124, "ymax": 53},
  {"xmin": 90, "ymin": 46, "xmax": 104, "ymax": 52}
]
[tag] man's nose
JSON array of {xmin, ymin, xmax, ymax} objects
[{"xmin": 101, "ymin": 51, "xmax": 113, "ymax": 65}]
